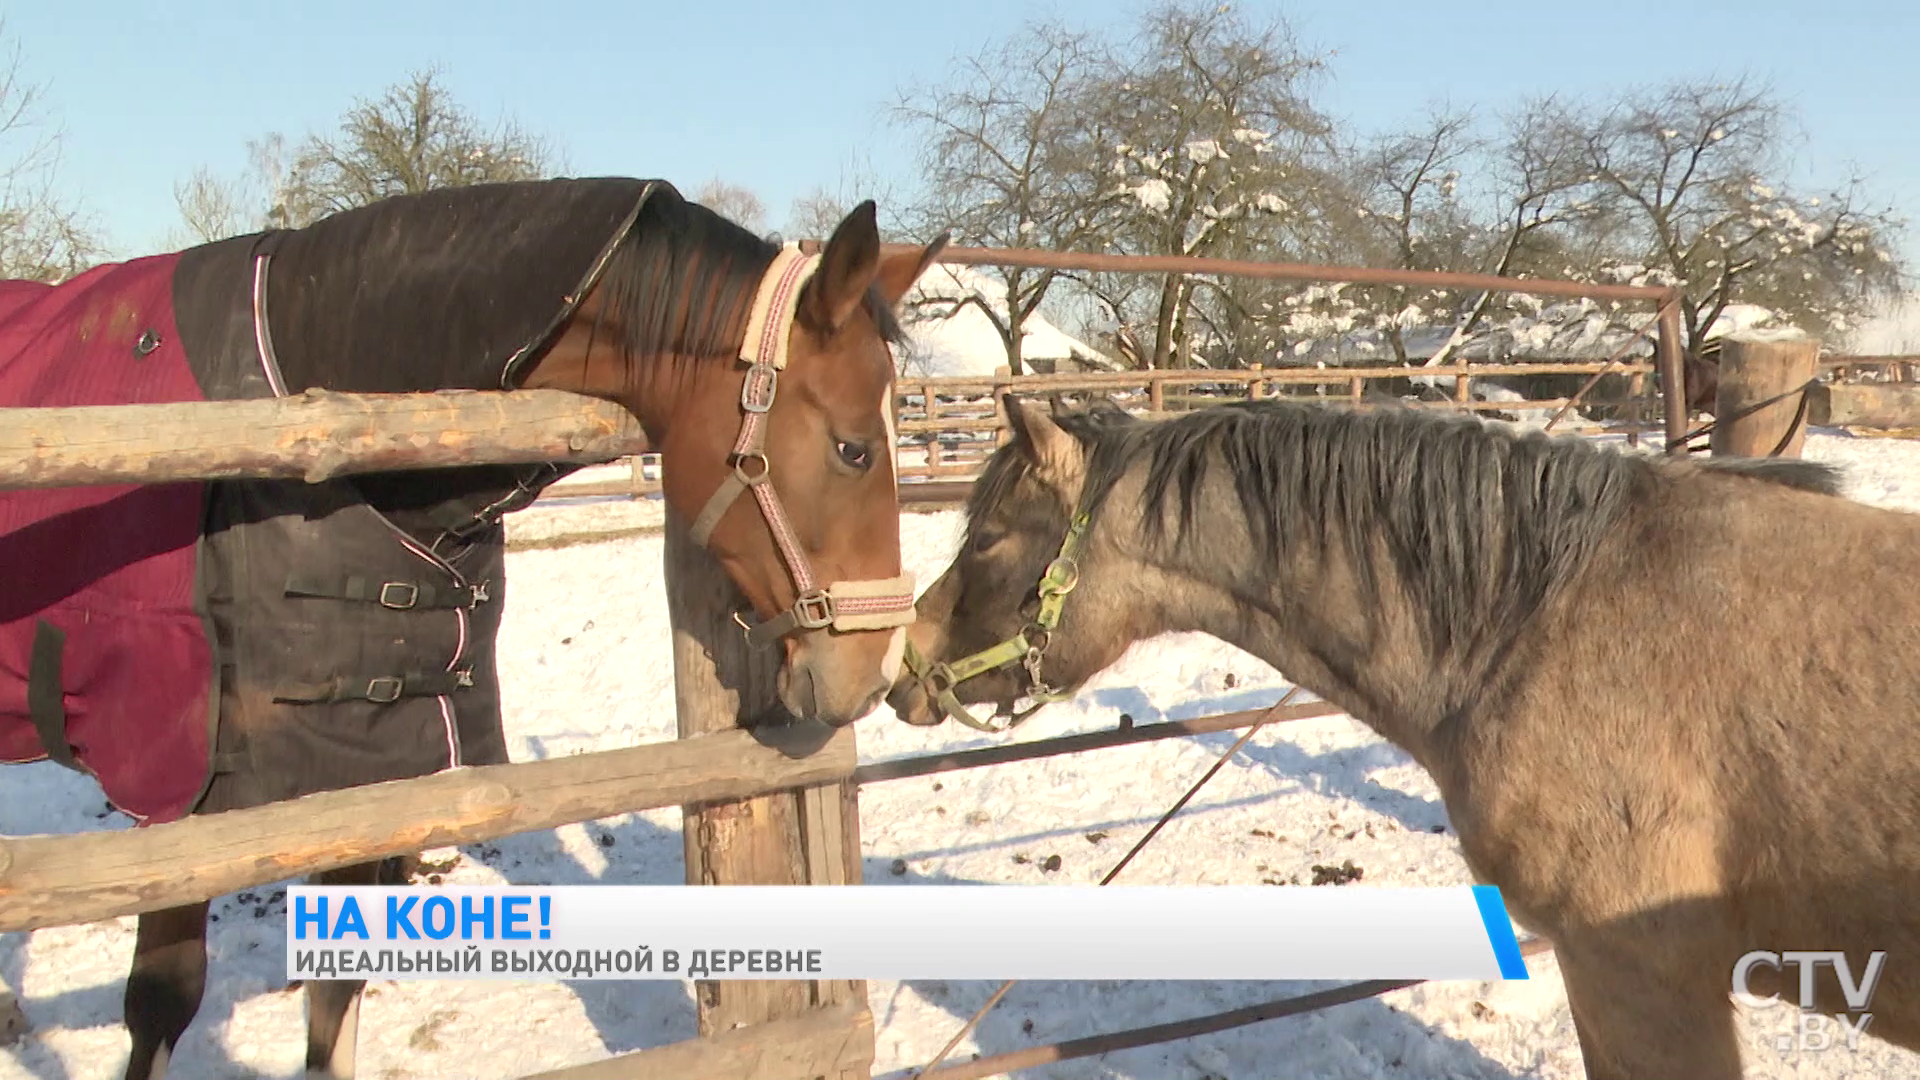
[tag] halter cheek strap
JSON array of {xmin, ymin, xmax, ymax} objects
[
  {"xmin": 901, "ymin": 510, "xmax": 1090, "ymax": 732},
  {"xmin": 687, "ymin": 244, "xmax": 917, "ymax": 647}
]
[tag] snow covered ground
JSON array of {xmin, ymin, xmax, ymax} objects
[{"xmin": 5, "ymin": 430, "xmax": 1920, "ymax": 1080}]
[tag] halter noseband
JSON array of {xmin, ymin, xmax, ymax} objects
[
  {"xmin": 686, "ymin": 244, "xmax": 917, "ymax": 647},
  {"xmin": 900, "ymin": 509, "xmax": 1090, "ymax": 733}
]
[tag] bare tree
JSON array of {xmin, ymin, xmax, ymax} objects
[
  {"xmin": 785, "ymin": 188, "xmax": 851, "ymax": 244},
  {"xmin": 692, "ymin": 177, "xmax": 767, "ymax": 235},
  {"xmin": 267, "ymin": 67, "xmax": 555, "ymax": 228},
  {"xmin": 174, "ymin": 167, "xmax": 246, "ymax": 244},
  {"xmin": 1317, "ymin": 106, "xmax": 1485, "ymax": 362},
  {"xmin": 0, "ymin": 21, "xmax": 102, "ymax": 282},
  {"xmin": 782, "ymin": 151, "xmax": 900, "ymax": 244},
  {"xmin": 169, "ymin": 135, "xmax": 296, "ymax": 248},
  {"xmin": 1305, "ymin": 100, "xmax": 1598, "ymax": 367},
  {"xmin": 892, "ymin": 20, "xmax": 1119, "ymax": 373}
]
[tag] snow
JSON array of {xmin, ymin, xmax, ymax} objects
[
  {"xmin": 1703, "ymin": 302, "xmax": 1788, "ymax": 341},
  {"xmin": 1132, "ymin": 178, "xmax": 1173, "ymax": 213},
  {"xmin": 1183, "ymin": 140, "xmax": 1224, "ymax": 164},
  {"xmin": 5, "ymin": 432, "xmax": 1920, "ymax": 1079},
  {"xmin": 896, "ymin": 264, "xmax": 1114, "ymax": 377},
  {"xmin": 1843, "ymin": 291, "xmax": 1920, "ymax": 354}
]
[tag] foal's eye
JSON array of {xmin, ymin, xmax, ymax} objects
[
  {"xmin": 970, "ymin": 528, "xmax": 1004, "ymax": 554},
  {"xmin": 835, "ymin": 440, "xmax": 872, "ymax": 470}
]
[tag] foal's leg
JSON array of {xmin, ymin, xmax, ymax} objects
[
  {"xmin": 305, "ymin": 857, "xmax": 410, "ymax": 1079},
  {"xmin": 1553, "ymin": 934, "xmax": 1745, "ymax": 1080},
  {"xmin": 122, "ymin": 901, "xmax": 211, "ymax": 1080}
]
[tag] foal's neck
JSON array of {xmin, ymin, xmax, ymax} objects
[{"xmin": 1114, "ymin": 438, "xmax": 1565, "ymax": 764}]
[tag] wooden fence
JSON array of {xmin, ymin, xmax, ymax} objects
[{"xmin": 537, "ymin": 352, "xmax": 1920, "ymax": 506}]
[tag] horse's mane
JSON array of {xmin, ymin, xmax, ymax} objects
[
  {"xmin": 594, "ymin": 185, "xmax": 907, "ymax": 387},
  {"xmin": 974, "ymin": 397, "xmax": 1842, "ymax": 659}
]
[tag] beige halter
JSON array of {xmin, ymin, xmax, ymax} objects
[{"xmin": 688, "ymin": 244, "xmax": 916, "ymax": 646}]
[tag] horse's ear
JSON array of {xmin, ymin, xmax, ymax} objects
[
  {"xmin": 1004, "ymin": 394, "xmax": 1085, "ymax": 496},
  {"xmin": 874, "ymin": 231, "xmax": 951, "ymax": 308},
  {"xmin": 804, "ymin": 201, "xmax": 882, "ymax": 334}
]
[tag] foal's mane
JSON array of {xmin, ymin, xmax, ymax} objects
[
  {"xmin": 975, "ymin": 397, "xmax": 1842, "ymax": 659},
  {"xmin": 593, "ymin": 186, "xmax": 907, "ymax": 389}
]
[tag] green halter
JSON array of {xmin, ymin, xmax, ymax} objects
[{"xmin": 901, "ymin": 510, "xmax": 1091, "ymax": 733}]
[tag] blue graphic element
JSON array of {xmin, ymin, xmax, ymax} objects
[{"xmin": 1471, "ymin": 885, "xmax": 1530, "ymax": 979}]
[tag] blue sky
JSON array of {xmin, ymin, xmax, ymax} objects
[{"xmin": 8, "ymin": 1, "xmax": 1920, "ymax": 263}]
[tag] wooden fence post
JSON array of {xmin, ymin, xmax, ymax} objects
[
  {"xmin": 1710, "ymin": 329, "xmax": 1820, "ymax": 459},
  {"xmin": 663, "ymin": 511, "xmax": 872, "ymax": 1078},
  {"xmin": 1655, "ymin": 300, "xmax": 1690, "ymax": 455},
  {"xmin": 991, "ymin": 365, "xmax": 1013, "ymax": 446}
]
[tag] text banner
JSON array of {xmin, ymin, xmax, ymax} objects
[{"xmin": 285, "ymin": 884, "xmax": 1530, "ymax": 982}]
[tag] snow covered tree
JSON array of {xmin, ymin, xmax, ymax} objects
[
  {"xmin": 1279, "ymin": 99, "xmax": 1600, "ymax": 368},
  {"xmin": 1547, "ymin": 77, "xmax": 1903, "ymax": 352},
  {"xmin": 1278, "ymin": 79, "xmax": 1905, "ymax": 381},
  {"xmin": 1085, "ymin": 1, "xmax": 1339, "ymax": 368}
]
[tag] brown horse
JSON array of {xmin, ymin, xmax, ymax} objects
[
  {"xmin": 887, "ymin": 394, "xmax": 1920, "ymax": 1078},
  {"xmin": 0, "ymin": 177, "xmax": 945, "ymax": 1078}
]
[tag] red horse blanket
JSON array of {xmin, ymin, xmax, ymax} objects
[{"xmin": 0, "ymin": 253, "xmax": 217, "ymax": 823}]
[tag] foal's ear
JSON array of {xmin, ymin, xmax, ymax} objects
[
  {"xmin": 1004, "ymin": 394, "xmax": 1085, "ymax": 498},
  {"xmin": 874, "ymin": 230, "xmax": 950, "ymax": 309},
  {"xmin": 804, "ymin": 201, "xmax": 882, "ymax": 333}
]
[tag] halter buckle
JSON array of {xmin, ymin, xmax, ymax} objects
[
  {"xmin": 1038, "ymin": 557, "xmax": 1080, "ymax": 596},
  {"xmin": 378, "ymin": 582, "xmax": 419, "ymax": 609},
  {"xmin": 924, "ymin": 663, "xmax": 957, "ymax": 696},
  {"xmin": 741, "ymin": 363, "xmax": 779, "ymax": 413},
  {"xmin": 793, "ymin": 589, "xmax": 835, "ymax": 630}
]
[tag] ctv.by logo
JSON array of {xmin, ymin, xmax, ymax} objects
[{"xmin": 1731, "ymin": 950, "xmax": 1886, "ymax": 1053}]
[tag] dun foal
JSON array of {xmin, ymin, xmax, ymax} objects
[{"xmin": 889, "ymin": 395, "xmax": 1920, "ymax": 1079}]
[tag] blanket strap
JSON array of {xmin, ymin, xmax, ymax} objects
[
  {"xmin": 272, "ymin": 667, "xmax": 476, "ymax": 706},
  {"xmin": 27, "ymin": 620, "xmax": 82, "ymax": 772},
  {"xmin": 284, "ymin": 573, "xmax": 489, "ymax": 610}
]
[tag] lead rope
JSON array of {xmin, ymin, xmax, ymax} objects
[{"xmin": 914, "ymin": 686, "xmax": 1303, "ymax": 1076}]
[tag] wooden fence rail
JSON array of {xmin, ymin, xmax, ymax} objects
[
  {"xmin": 0, "ymin": 695, "xmax": 1348, "ymax": 937},
  {"xmin": 0, "ymin": 726, "xmax": 854, "ymax": 933},
  {"xmin": 0, "ymin": 387, "xmax": 648, "ymax": 490},
  {"xmin": 523, "ymin": 1002, "xmax": 874, "ymax": 1080}
]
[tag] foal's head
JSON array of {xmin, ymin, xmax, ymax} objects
[{"xmin": 888, "ymin": 396, "xmax": 1144, "ymax": 728}]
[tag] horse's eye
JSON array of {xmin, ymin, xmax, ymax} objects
[
  {"xmin": 970, "ymin": 528, "xmax": 1003, "ymax": 554},
  {"xmin": 836, "ymin": 440, "xmax": 871, "ymax": 470}
]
